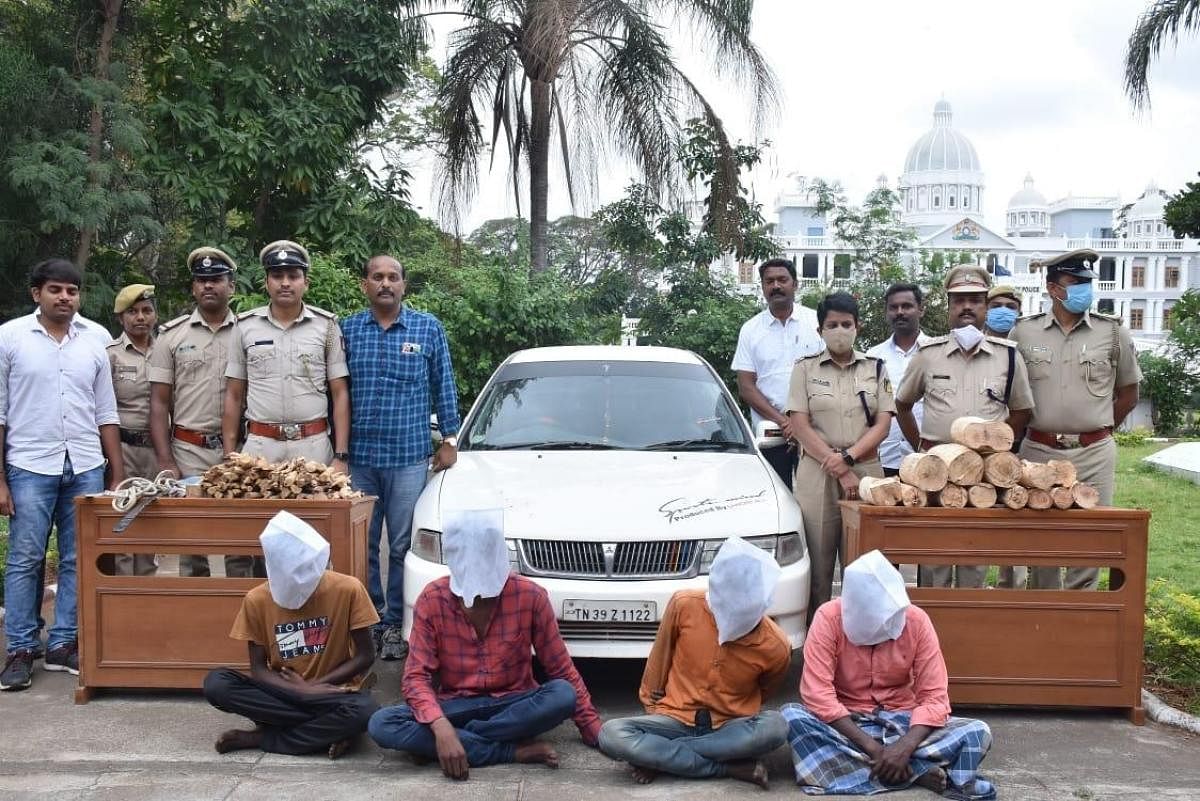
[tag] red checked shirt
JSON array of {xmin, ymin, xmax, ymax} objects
[{"xmin": 402, "ymin": 574, "xmax": 602, "ymax": 744}]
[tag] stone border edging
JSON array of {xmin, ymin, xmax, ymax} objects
[{"xmin": 1143, "ymin": 689, "xmax": 1200, "ymax": 735}]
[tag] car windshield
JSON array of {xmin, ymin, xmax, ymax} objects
[{"xmin": 464, "ymin": 359, "xmax": 752, "ymax": 452}]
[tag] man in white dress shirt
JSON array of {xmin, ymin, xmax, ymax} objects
[
  {"xmin": 732, "ymin": 258, "xmax": 825, "ymax": 489},
  {"xmin": 866, "ymin": 284, "xmax": 931, "ymax": 477},
  {"xmin": 0, "ymin": 259, "xmax": 124, "ymax": 691}
]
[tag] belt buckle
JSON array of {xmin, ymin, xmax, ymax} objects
[
  {"xmin": 1056, "ymin": 433, "xmax": 1081, "ymax": 449},
  {"xmin": 281, "ymin": 423, "xmax": 302, "ymax": 441},
  {"xmin": 203, "ymin": 434, "xmax": 223, "ymax": 450}
]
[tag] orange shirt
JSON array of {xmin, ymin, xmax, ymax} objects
[
  {"xmin": 230, "ymin": 571, "xmax": 379, "ymax": 690},
  {"xmin": 639, "ymin": 589, "xmax": 791, "ymax": 729},
  {"xmin": 800, "ymin": 599, "xmax": 951, "ymax": 728}
]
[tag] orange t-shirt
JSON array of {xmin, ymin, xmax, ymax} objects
[{"xmin": 229, "ymin": 571, "xmax": 379, "ymax": 690}]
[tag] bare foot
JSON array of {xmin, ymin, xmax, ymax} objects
[
  {"xmin": 328, "ymin": 738, "xmax": 353, "ymax": 760},
  {"xmin": 726, "ymin": 759, "xmax": 769, "ymax": 790},
  {"xmin": 214, "ymin": 728, "xmax": 264, "ymax": 754},
  {"xmin": 914, "ymin": 766, "xmax": 948, "ymax": 793},
  {"xmin": 514, "ymin": 740, "xmax": 560, "ymax": 768},
  {"xmin": 631, "ymin": 766, "xmax": 659, "ymax": 785}
]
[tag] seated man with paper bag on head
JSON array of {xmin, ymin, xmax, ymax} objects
[
  {"xmin": 781, "ymin": 550, "xmax": 995, "ymax": 799},
  {"xmin": 598, "ymin": 537, "xmax": 791, "ymax": 788},
  {"xmin": 369, "ymin": 509, "xmax": 602, "ymax": 780},
  {"xmin": 203, "ymin": 511, "xmax": 379, "ymax": 759}
]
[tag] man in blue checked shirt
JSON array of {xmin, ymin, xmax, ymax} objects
[{"xmin": 341, "ymin": 255, "xmax": 461, "ymax": 661}]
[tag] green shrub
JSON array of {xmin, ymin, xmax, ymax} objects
[
  {"xmin": 1115, "ymin": 427, "xmax": 1151, "ymax": 447},
  {"xmin": 1144, "ymin": 580, "xmax": 1200, "ymax": 711}
]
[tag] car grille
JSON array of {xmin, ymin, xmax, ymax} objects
[
  {"xmin": 517, "ymin": 539, "xmax": 701, "ymax": 580},
  {"xmin": 557, "ymin": 621, "xmax": 661, "ymax": 641}
]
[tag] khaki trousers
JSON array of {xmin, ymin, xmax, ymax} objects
[
  {"xmin": 794, "ymin": 455, "xmax": 883, "ymax": 617},
  {"xmin": 110, "ymin": 443, "xmax": 161, "ymax": 576},
  {"xmin": 243, "ymin": 432, "xmax": 333, "ymax": 464},
  {"xmin": 1020, "ymin": 436, "xmax": 1117, "ymax": 591},
  {"xmin": 172, "ymin": 436, "xmax": 262, "ymax": 578}
]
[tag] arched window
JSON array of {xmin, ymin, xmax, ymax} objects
[
  {"xmin": 1020, "ymin": 212, "xmax": 1027, "ymax": 225},
  {"xmin": 949, "ymin": 195, "xmax": 956, "ymax": 208}
]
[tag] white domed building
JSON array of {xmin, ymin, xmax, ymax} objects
[
  {"xmin": 1006, "ymin": 174, "xmax": 1050, "ymax": 237},
  {"xmin": 898, "ymin": 100, "xmax": 985, "ymax": 232},
  {"xmin": 1126, "ymin": 181, "xmax": 1173, "ymax": 240}
]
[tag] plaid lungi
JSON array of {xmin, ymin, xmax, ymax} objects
[{"xmin": 781, "ymin": 703, "xmax": 996, "ymax": 799}]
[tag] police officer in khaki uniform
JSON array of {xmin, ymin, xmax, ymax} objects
[
  {"xmin": 787, "ymin": 292, "xmax": 894, "ymax": 617},
  {"xmin": 107, "ymin": 283, "xmax": 159, "ymax": 576},
  {"xmin": 1009, "ymin": 249, "xmax": 1142, "ymax": 591},
  {"xmin": 150, "ymin": 247, "xmax": 244, "ymax": 577},
  {"xmin": 895, "ymin": 265, "xmax": 1035, "ymax": 588},
  {"xmin": 223, "ymin": 240, "xmax": 350, "ymax": 472}
]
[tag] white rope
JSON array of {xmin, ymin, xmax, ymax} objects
[{"xmin": 109, "ymin": 471, "xmax": 188, "ymax": 513}]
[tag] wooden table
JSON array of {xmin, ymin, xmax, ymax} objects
[
  {"xmin": 74, "ymin": 496, "xmax": 374, "ymax": 703},
  {"xmin": 840, "ymin": 502, "xmax": 1150, "ymax": 723}
]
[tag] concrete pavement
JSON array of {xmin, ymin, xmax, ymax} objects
[{"xmin": 1, "ymin": 653, "xmax": 1198, "ymax": 801}]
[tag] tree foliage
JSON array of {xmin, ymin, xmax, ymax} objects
[
  {"xmin": 1165, "ymin": 173, "xmax": 1200, "ymax": 238},
  {"xmin": 804, "ymin": 178, "xmax": 917, "ymax": 278},
  {"xmin": 1138, "ymin": 351, "xmax": 1196, "ymax": 435},
  {"xmin": 1124, "ymin": 0, "xmax": 1200, "ymax": 110}
]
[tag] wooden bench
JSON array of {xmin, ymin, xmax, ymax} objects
[
  {"xmin": 840, "ymin": 502, "xmax": 1150, "ymax": 724},
  {"xmin": 74, "ymin": 496, "xmax": 374, "ymax": 703}
]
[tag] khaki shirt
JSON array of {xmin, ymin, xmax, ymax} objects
[
  {"xmin": 896, "ymin": 335, "xmax": 1034, "ymax": 445},
  {"xmin": 226, "ymin": 304, "xmax": 349, "ymax": 424},
  {"xmin": 1008, "ymin": 311, "xmax": 1143, "ymax": 433},
  {"xmin": 149, "ymin": 308, "xmax": 238, "ymax": 433},
  {"xmin": 107, "ymin": 333, "xmax": 153, "ymax": 431},
  {"xmin": 786, "ymin": 351, "xmax": 895, "ymax": 450}
]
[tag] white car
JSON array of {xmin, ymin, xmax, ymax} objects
[{"xmin": 404, "ymin": 345, "xmax": 810, "ymax": 658}]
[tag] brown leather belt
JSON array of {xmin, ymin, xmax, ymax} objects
[
  {"xmin": 119, "ymin": 428, "xmax": 152, "ymax": 447},
  {"xmin": 247, "ymin": 418, "xmax": 328, "ymax": 441},
  {"xmin": 1027, "ymin": 427, "xmax": 1112, "ymax": 450},
  {"xmin": 173, "ymin": 425, "xmax": 223, "ymax": 450}
]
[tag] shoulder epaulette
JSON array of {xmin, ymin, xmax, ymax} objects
[
  {"xmin": 919, "ymin": 335, "xmax": 949, "ymax": 348},
  {"xmin": 159, "ymin": 313, "xmax": 189, "ymax": 333},
  {"xmin": 104, "ymin": 338, "xmax": 121, "ymax": 350},
  {"xmin": 1017, "ymin": 311, "xmax": 1046, "ymax": 322},
  {"xmin": 985, "ymin": 335, "xmax": 1017, "ymax": 347},
  {"xmin": 1091, "ymin": 311, "xmax": 1120, "ymax": 322},
  {"xmin": 307, "ymin": 304, "xmax": 336, "ymax": 321},
  {"xmin": 236, "ymin": 308, "xmax": 260, "ymax": 321}
]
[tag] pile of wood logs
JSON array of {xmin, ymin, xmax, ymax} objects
[
  {"xmin": 200, "ymin": 453, "xmax": 363, "ymax": 500},
  {"xmin": 859, "ymin": 417, "xmax": 1100, "ymax": 510}
]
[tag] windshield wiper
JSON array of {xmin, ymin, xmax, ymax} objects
[
  {"xmin": 641, "ymin": 438, "xmax": 748, "ymax": 452},
  {"xmin": 484, "ymin": 440, "xmax": 620, "ymax": 450}
]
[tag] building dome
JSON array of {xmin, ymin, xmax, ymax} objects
[
  {"xmin": 903, "ymin": 100, "xmax": 981, "ymax": 173},
  {"xmin": 1008, "ymin": 173, "xmax": 1047, "ymax": 208},
  {"xmin": 1006, "ymin": 173, "xmax": 1049, "ymax": 237},
  {"xmin": 1129, "ymin": 180, "xmax": 1167, "ymax": 220}
]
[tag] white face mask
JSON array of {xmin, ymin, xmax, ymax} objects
[
  {"xmin": 841, "ymin": 550, "xmax": 910, "ymax": 646},
  {"xmin": 951, "ymin": 324, "xmax": 984, "ymax": 352},
  {"xmin": 705, "ymin": 537, "xmax": 782, "ymax": 644},
  {"xmin": 443, "ymin": 509, "xmax": 510, "ymax": 608},
  {"xmin": 260, "ymin": 511, "xmax": 330, "ymax": 610}
]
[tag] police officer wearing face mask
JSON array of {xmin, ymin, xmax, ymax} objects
[
  {"xmin": 786, "ymin": 292, "xmax": 894, "ymax": 619},
  {"xmin": 983, "ymin": 285, "xmax": 1022, "ymax": 338},
  {"xmin": 1008, "ymin": 249, "xmax": 1142, "ymax": 591}
]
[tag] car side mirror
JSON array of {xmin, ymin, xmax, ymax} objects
[{"xmin": 754, "ymin": 420, "xmax": 785, "ymax": 450}]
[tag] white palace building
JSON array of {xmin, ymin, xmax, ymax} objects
[{"xmin": 743, "ymin": 99, "xmax": 1200, "ymax": 340}]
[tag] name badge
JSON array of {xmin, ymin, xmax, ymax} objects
[
  {"xmin": 253, "ymin": 339, "xmax": 274, "ymax": 346},
  {"xmin": 810, "ymin": 378, "xmax": 831, "ymax": 387},
  {"xmin": 402, "ymin": 342, "xmax": 423, "ymax": 354}
]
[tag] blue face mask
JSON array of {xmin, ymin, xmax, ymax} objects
[
  {"xmin": 1061, "ymin": 282, "xmax": 1094, "ymax": 314},
  {"xmin": 986, "ymin": 306, "xmax": 1018, "ymax": 333}
]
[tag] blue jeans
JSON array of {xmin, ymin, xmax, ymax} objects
[
  {"xmin": 368, "ymin": 679, "xmax": 577, "ymax": 766},
  {"xmin": 4, "ymin": 459, "xmax": 105, "ymax": 653},
  {"xmin": 350, "ymin": 462, "xmax": 428, "ymax": 626},
  {"xmin": 598, "ymin": 711, "xmax": 788, "ymax": 778}
]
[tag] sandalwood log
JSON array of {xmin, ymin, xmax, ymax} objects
[
  {"xmin": 899, "ymin": 452, "xmax": 948, "ymax": 492},
  {"xmin": 927, "ymin": 443, "xmax": 984, "ymax": 485},
  {"xmin": 859, "ymin": 476, "xmax": 903, "ymax": 506},
  {"xmin": 931, "ymin": 483, "xmax": 968, "ymax": 508},
  {"xmin": 982, "ymin": 451, "xmax": 1022, "ymax": 488},
  {"xmin": 1018, "ymin": 460, "xmax": 1056, "ymax": 490},
  {"xmin": 967, "ymin": 483, "xmax": 998, "ymax": 508},
  {"xmin": 1026, "ymin": 487, "xmax": 1053, "ymax": 509},
  {"xmin": 1047, "ymin": 459, "xmax": 1078, "ymax": 488},
  {"xmin": 949, "ymin": 416, "xmax": 1014, "ymax": 453},
  {"xmin": 1071, "ymin": 482, "xmax": 1100, "ymax": 509},
  {"xmin": 899, "ymin": 483, "xmax": 928, "ymax": 507},
  {"xmin": 1000, "ymin": 485, "xmax": 1029, "ymax": 509}
]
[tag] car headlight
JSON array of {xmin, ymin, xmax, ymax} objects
[
  {"xmin": 699, "ymin": 534, "xmax": 779, "ymax": 573},
  {"xmin": 411, "ymin": 529, "xmax": 520, "ymax": 572},
  {"xmin": 775, "ymin": 532, "xmax": 804, "ymax": 566}
]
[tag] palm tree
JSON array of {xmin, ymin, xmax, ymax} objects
[
  {"xmin": 1124, "ymin": 0, "xmax": 1200, "ymax": 110},
  {"xmin": 417, "ymin": 0, "xmax": 777, "ymax": 274}
]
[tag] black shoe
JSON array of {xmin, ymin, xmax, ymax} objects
[
  {"xmin": 379, "ymin": 625, "xmax": 409, "ymax": 661},
  {"xmin": 44, "ymin": 642, "xmax": 79, "ymax": 675},
  {"xmin": 1, "ymin": 650, "xmax": 35, "ymax": 691}
]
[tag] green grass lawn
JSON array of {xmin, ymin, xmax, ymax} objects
[{"xmin": 1114, "ymin": 443, "xmax": 1200, "ymax": 597}]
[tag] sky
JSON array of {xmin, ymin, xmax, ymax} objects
[{"xmin": 406, "ymin": 0, "xmax": 1200, "ymax": 236}]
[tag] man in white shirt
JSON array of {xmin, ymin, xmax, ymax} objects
[
  {"xmin": 866, "ymin": 284, "xmax": 931, "ymax": 477},
  {"xmin": 0, "ymin": 259, "xmax": 124, "ymax": 692},
  {"xmin": 732, "ymin": 258, "xmax": 824, "ymax": 489}
]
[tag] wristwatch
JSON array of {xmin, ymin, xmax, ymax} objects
[
  {"xmin": 442, "ymin": 436, "xmax": 458, "ymax": 448},
  {"xmin": 840, "ymin": 448, "xmax": 856, "ymax": 467},
  {"xmin": 333, "ymin": 451, "xmax": 350, "ymax": 461}
]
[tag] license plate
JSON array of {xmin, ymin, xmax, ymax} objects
[{"xmin": 562, "ymin": 599, "xmax": 657, "ymax": 623}]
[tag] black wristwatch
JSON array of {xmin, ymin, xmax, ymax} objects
[
  {"xmin": 840, "ymin": 448, "xmax": 856, "ymax": 467},
  {"xmin": 333, "ymin": 451, "xmax": 350, "ymax": 461}
]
